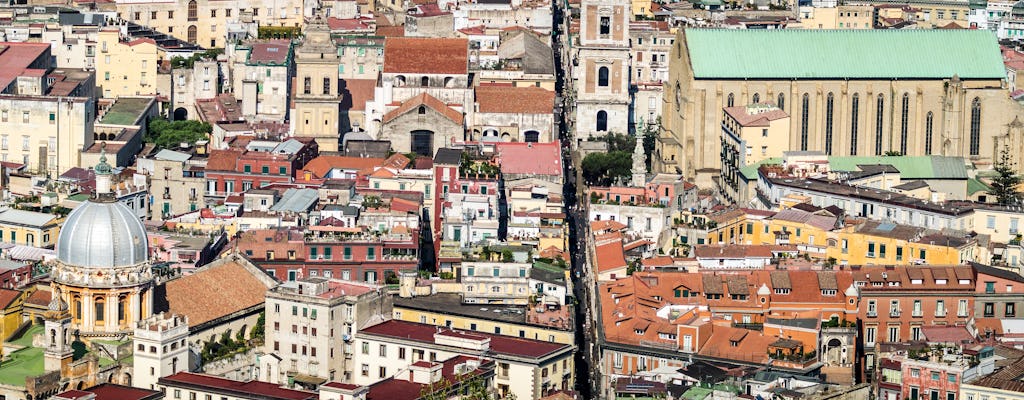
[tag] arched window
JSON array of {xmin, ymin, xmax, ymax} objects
[
  {"xmin": 825, "ymin": 93, "xmax": 834, "ymax": 156},
  {"xmin": 800, "ymin": 94, "xmax": 809, "ymax": 151},
  {"xmin": 925, "ymin": 111, "xmax": 934, "ymax": 155},
  {"xmin": 72, "ymin": 295, "xmax": 81, "ymax": 321},
  {"xmin": 777, "ymin": 93, "xmax": 785, "ymax": 111},
  {"xmin": 752, "ymin": 93, "xmax": 760, "ymax": 104},
  {"xmin": 597, "ymin": 66, "xmax": 609, "ymax": 87},
  {"xmin": 417, "ymin": 106, "xmax": 426, "ymax": 115},
  {"xmin": 420, "ymin": 76, "xmax": 429, "ymax": 87},
  {"xmin": 187, "ymin": 0, "xmax": 197, "ymax": 20},
  {"xmin": 95, "ymin": 297, "xmax": 105, "ymax": 323},
  {"xmin": 900, "ymin": 93, "xmax": 909, "ymax": 155},
  {"xmin": 970, "ymin": 97, "xmax": 981, "ymax": 156},
  {"xmin": 850, "ymin": 93, "xmax": 860, "ymax": 156},
  {"xmin": 727, "ymin": 93, "xmax": 734, "ymax": 108},
  {"xmin": 596, "ymin": 110, "xmax": 608, "ymax": 132},
  {"xmin": 874, "ymin": 94, "xmax": 884, "ymax": 155},
  {"xmin": 187, "ymin": 25, "xmax": 197, "ymax": 44}
]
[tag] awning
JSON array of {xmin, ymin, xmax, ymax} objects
[{"xmin": 292, "ymin": 374, "xmax": 327, "ymax": 385}]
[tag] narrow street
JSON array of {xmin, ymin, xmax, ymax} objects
[{"xmin": 551, "ymin": 0, "xmax": 601, "ymax": 397}]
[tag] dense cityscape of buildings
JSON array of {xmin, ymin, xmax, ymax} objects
[{"xmin": 0, "ymin": 0, "xmax": 1015, "ymax": 398}]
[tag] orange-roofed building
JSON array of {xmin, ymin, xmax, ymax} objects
[
  {"xmin": 595, "ymin": 233, "xmax": 628, "ymax": 281},
  {"xmin": 302, "ymin": 155, "xmax": 386, "ymax": 180},
  {"xmin": 470, "ymin": 86, "xmax": 556, "ymax": 143}
]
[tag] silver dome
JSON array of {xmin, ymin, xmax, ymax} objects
[{"xmin": 57, "ymin": 199, "xmax": 148, "ymax": 268}]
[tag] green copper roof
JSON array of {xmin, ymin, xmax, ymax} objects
[
  {"xmin": 684, "ymin": 29, "xmax": 1006, "ymax": 79},
  {"xmin": 826, "ymin": 155, "xmax": 968, "ymax": 179},
  {"xmin": 740, "ymin": 157, "xmax": 782, "ymax": 180},
  {"xmin": 967, "ymin": 177, "xmax": 992, "ymax": 195}
]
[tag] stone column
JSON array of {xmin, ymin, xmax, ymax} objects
[
  {"xmin": 130, "ymin": 289, "xmax": 141, "ymax": 326},
  {"xmin": 107, "ymin": 293, "xmax": 117, "ymax": 333},
  {"xmin": 82, "ymin": 292, "xmax": 94, "ymax": 333}
]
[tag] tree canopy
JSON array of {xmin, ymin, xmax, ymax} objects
[
  {"xmin": 145, "ymin": 118, "xmax": 212, "ymax": 149},
  {"xmin": 582, "ymin": 151, "xmax": 633, "ymax": 186},
  {"xmin": 989, "ymin": 144, "xmax": 1022, "ymax": 206}
]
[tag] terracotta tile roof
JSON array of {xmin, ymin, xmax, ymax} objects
[
  {"xmin": 161, "ymin": 256, "xmax": 276, "ymax": 326},
  {"xmin": 382, "ymin": 93, "xmax": 464, "ymax": 124},
  {"xmin": 693, "ymin": 245, "xmax": 773, "ymax": 259},
  {"xmin": 595, "ymin": 238, "xmax": 627, "ymax": 273},
  {"xmin": 383, "ymin": 37, "xmax": 468, "ymax": 74},
  {"xmin": 126, "ymin": 38, "xmax": 157, "ymax": 47},
  {"xmin": 494, "ymin": 141, "xmax": 562, "ymax": 176},
  {"xmin": 26, "ymin": 287, "xmax": 51, "ymax": 306},
  {"xmin": 769, "ymin": 271, "xmax": 791, "ymax": 289},
  {"xmin": 340, "ymin": 78, "xmax": 377, "ymax": 112},
  {"xmin": 80, "ymin": 383, "xmax": 163, "ymax": 400},
  {"xmin": 304, "ymin": 155, "xmax": 385, "ymax": 178},
  {"xmin": 723, "ymin": 105, "xmax": 788, "ymax": 127},
  {"xmin": 726, "ymin": 275, "xmax": 748, "ymax": 295},
  {"xmin": 699, "ymin": 325, "xmax": 773, "ymax": 364},
  {"xmin": 248, "ymin": 40, "xmax": 291, "ymax": 64},
  {"xmin": 475, "ymin": 86, "xmax": 555, "ymax": 114},
  {"xmin": 376, "ymin": 25, "xmax": 405, "ymax": 37},
  {"xmin": 326, "ymin": 17, "xmax": 372, "ymax": 31},
  {"xmin": 816, "ymin": 271, "xmax": 837, "ymax": 290},
  {"xmin": 206, "ymin": 149, "xmax": 242, "ymax": 171},
  {"xmin": 0, "ymin": 288, "xmax": 21, "ymax": 309},
  {"xmin": 591, "ymin": 219, "xmax": 627, "ymax": 233},
  {"xmin": 702, "ymin": 275, "xmax": 724, "ymax": 295}
]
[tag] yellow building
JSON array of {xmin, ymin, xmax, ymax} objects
[
  {"xmin": 797, "ymin": 5, "xmax": 874, "ymax": 29},
  {"xmin": 866, "ymin": 1, "xmax": 969, "ymax": 28},
  {"xmin": 293, "ymin": 20, "xmax": 343, "ymax": 152},
  {"xmin": 739, "ymin": 209, "xmax": 975, "ymax": 266},
  {"xmin": 115, "ymin": 0, "xmax": 304, "ymax": 49},
  {"xmin": 0, "ymin": 288, "xmax": 25, "ymax": 341},
  {"xmin": 96, "ymin": 29, "xmax": 159, "ymax": 98},
  {"xmin": 631, "ymin": 0, "xmax": 654, "ymax": 19},
  {"xmin": 392, "ymin": 294, "xmax": 575, "ymax": 345},
  {"xmin": 0, "ymin": 209, "xmax": 61, "ymax": 248}
]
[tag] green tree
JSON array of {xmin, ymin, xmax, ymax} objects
[
  {"xmin": 145, "ymin": 118, "xmax": 212, "ymax": 149},
  {"xmin": 598, "ymin": 132, "xmax": 634, "ymax": 152},
  {"xmin": 581, "ymin": 151, "xmax": 632, "ymax": 186},
  {"xmin": 989, "ymin": 144, "xmax": 1022, "ymax": 206},
  {"xmin": 250, "ymin": 311, "xmax": 265, "ymax": 339},
  {"xmin": 501, "ymin": 249, "xmax": 514, "ymax": 263}
]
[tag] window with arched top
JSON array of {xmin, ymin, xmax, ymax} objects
[
  {"xmin": 800, "ymin": 94, "xmax": 809, "ymax": 151},
  {"xmin": 825, "ymin": 93, "xmax": 834, "ymax": 155},
  {"xmin": 874, "ymin": 94, "xmax": 884, "ymax": 155},
  {"xmin": 752, "ymin": 93, "xmax": 760, "ymax": 104},
  {"xmin": 900, "ymin": 93, "xmax": 909, "ymax": 155},
  {"xmin": 94, "ymin": 297, "xmax": 105, "ymax": 323},
  {"xmin": 925, "ymin": 111, "xmax": 934, "ymax": 155},
  {"xmin": 727, "ymin": 93, "xmax": 734, "ymax": 107},
  {"xmin": 850, "ymin": 93, "xmax": 860, "ymax": 156},
  {"xmin": 596, "ymin": 110, "xmax": 608, "ymax": 132},
  {"xmin": 420, "ymin": 76, "xmax": 429, "ymax": 87},
  {"xmin": 187, "ymin": 25, "xmax": 197, "ymax": 44},
  {"xmin": 597, "ymin": 66, "xmax": 609, "ymax": 87},
  {"xmin": 187, "ymin": 0, "xmax": 197, "ymax": 20},
  {"xmin": 777, "ymin": 93, "xmax": 785, "ymax": 111},
  {"xmin": 970, "ymin": 97, "xmax": 981, "ymax": 156},
  {"xmin": 417, "ymin": 106, "xmax": 426, "ymax": 115}
]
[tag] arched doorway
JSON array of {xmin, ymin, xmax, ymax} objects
[
  {"xmin": 524, "ymin": 131, "xmax": 540, "ymax": 142},
  {"xmin": 174, "ymin": 108, "xmax": 188, "ymax": 120},
  {"xmin": 411, "ymin": 130, "xmax": 434, "ymax": 157},
  {"xmin": 501, "ymin": 133, "xmax": 512, "ymax": 142}
]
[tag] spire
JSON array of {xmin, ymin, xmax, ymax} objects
[
  {"xmin": 631, "ymin": 130, "xmax": 646, "ymax": 187},
  {"xmin": 95, "ymin": 142, "xmax": 113, "ymax": 197}
]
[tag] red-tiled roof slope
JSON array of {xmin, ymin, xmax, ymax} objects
[
  {"xmin": 159, "ymin": 373, "xmax": 317, "ymax": 400},
  {"xmin": 304, "ymin": 155, "xmax": 385, "ymax": 178},
  {"xmin": 382, "ymin": 93, "xmax": 464, "ymax": 124},
  {"xmin": 475, "ymin": 86, "xmax": 555, "ymax": 114},
  {"xmin": 383, "ymin": 37, "xmax": 468, "ymax": 74},
  {"xmin": 494, "ymin": 141, "xmax": 562, "ymax": 176},
  {"xmin": 162, "ymin": 256, "xmax": 276, "ymax": 326}
]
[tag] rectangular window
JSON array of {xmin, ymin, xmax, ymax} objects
[{"xmin": 599, "ymin": 17, "xmax": 610, "ymax": 35}]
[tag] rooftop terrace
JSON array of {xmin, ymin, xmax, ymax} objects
[{"xmin": 99, "ymin": 97, "xmax": 154, "ymax": 126}]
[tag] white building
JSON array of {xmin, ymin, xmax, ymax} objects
[
  {"xmin": 262, "ymin": 277, "xmax": 392, "ymax": 387},
  {"xmin": 353, "ymin": 319, "xmax": 575, "ymax": 400},
  {"xmin": 133, "ymin": 313, "xmax": 191, "ymax": 391},
  {"xmin": 460, "ymin": 262, "xmax": 533, "ymax": 305}
]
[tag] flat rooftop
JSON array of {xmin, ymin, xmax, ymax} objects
[
  {"xmin": 393, "ymin": 293, "xmax": 572, "ymax": 331},
  {"xmin": 99, "ymin": 97, "xmax": 154, "ymax": 126},
  {"xmin": 0, "ymin": 325, "xmax": 45, "ymax": 386}
]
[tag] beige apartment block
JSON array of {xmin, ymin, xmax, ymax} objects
[
  {"xmin": 115, "ymin": 0, "xmax": 305, "ymax": 48},
  {"xmin": 95, "ymin": 29, "xmax": 159, "ymax": 98}
]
